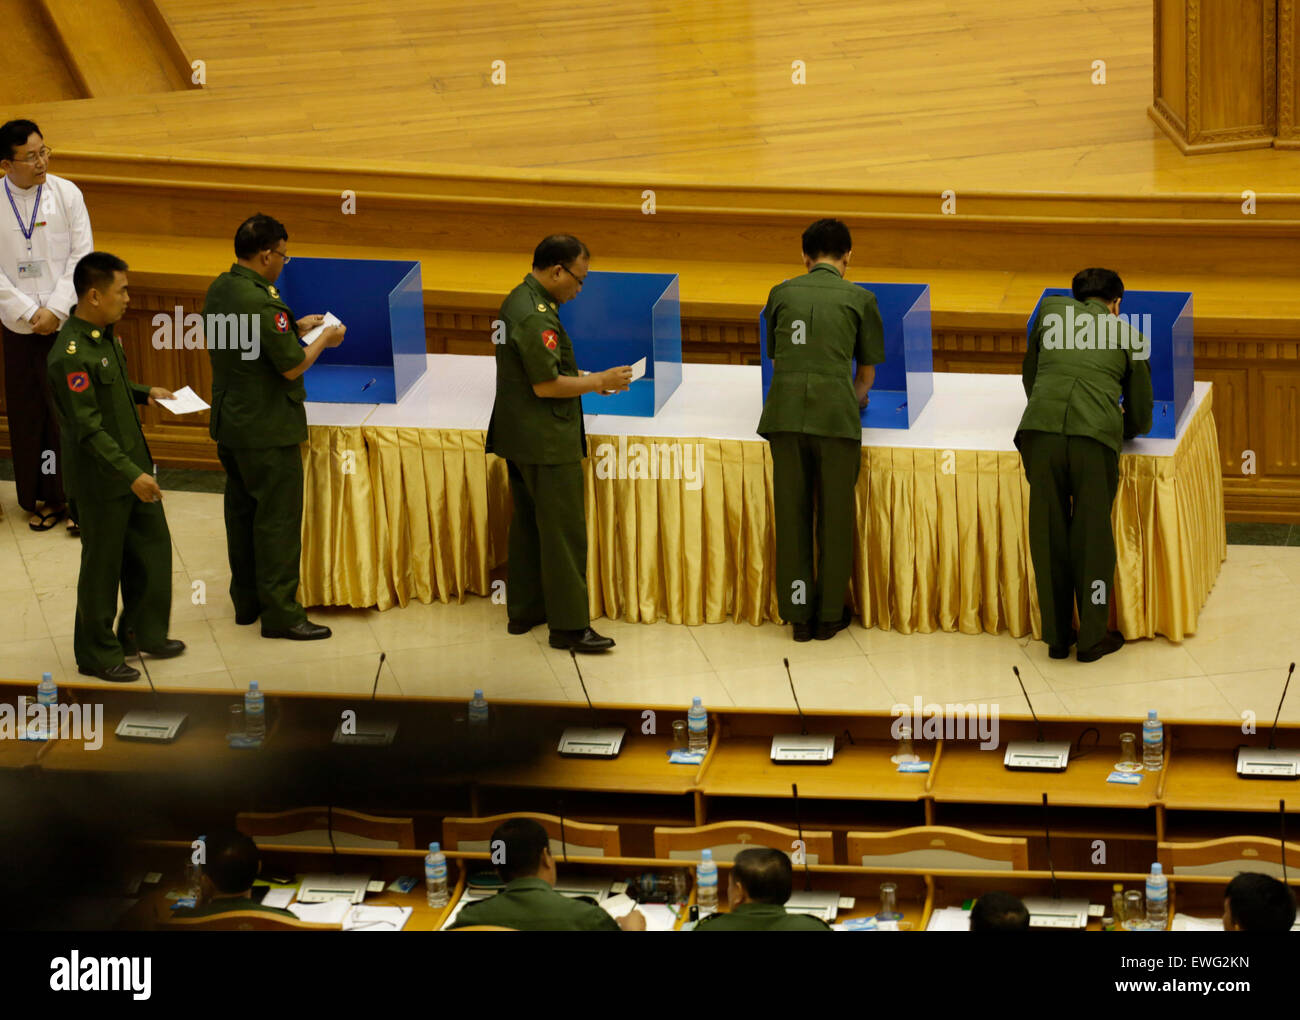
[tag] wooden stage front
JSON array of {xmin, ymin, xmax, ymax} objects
[{"xmin": 1, "ymin": 0, "xmax": 1297, "ymax": 519}]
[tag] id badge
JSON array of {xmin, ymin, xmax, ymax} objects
[{"xmin": 16, "ymin": 259, "xmax": 46, "ymax": 280}]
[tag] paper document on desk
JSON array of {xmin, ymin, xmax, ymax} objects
[
  {"xmin": 260, "ymin": 888, "xmax": 295, "ymax": 910},
  {"xmin": 300, "ymin": 311, "xmax": 343, "ymax": 347},
  {"xmin": 926, "ymin": 906, "xmax": 972, "ymax": 931},
  {"xmin": 345, "ymin": 905, "xmax": 412, "ymax": 931},
  {"xmin": 289, "ymin": 900, "xmax": 350, "ymax": 925},
  {"xmin": 155, "ymin": 386, "xmax": 209, "ymax": 415},
  {"xmin": 1171, "ymin": 913, "xmax": 1222, "ymax": 931},
  {"xmin": 630, "ymin": 357, "xmax": 646, "ymax": 382}
]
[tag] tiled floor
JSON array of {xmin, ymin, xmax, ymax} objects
[{"xmin": 2, "ymin": 479, "xmax": 1297, "ymax": 726}]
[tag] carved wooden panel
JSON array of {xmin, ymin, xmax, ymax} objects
[{"xmin": 1280, "ymin": 0, "xmax": 1300, "ymax": 146}]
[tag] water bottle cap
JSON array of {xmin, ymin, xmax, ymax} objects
[
  {"xmin": 701, "ymin": 849, "xmax": 712, "ymax": 861},
  {"xmin": 1151, "ymin": 862, "xmax": 1163, "ymax": 874},
  {"xmin": 42, "ymin": 672, "xmax": 53, "ymax": 682},
  {"xmin": 473, "ymin": 689, "xmax": 483, "ymax": 698},
  {"xmin": 692, "ymin": 697, "xmax": 702, "ymax": 707},
  {"xmin": 429, "ymin": 842, "xmax": 440, "ymax": 852},
  {"xmin": 1147, "ymin": 709, "xmax": 1157, "ymax": 719},
  {"xmin": 249, "ymin": 680, "xmax": 259, "ymax": 691}
]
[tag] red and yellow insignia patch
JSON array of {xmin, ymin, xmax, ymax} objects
[
  {"xmin": 275, "ymin": 311, "xmax": 290, "ymax": 333},
  {"xmin": 66, "ymin": 371, "xmax": 90, "ymax": 392},
  {"xmin": 542, "ymin": 329, "xmax": 558, "ymax": 351}
]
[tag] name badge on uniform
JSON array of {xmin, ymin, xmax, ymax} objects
[{"xmin": 16, "ymin": 259, "xmax": 46, "ymax": 280}]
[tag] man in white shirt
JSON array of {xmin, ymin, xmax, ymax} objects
[{"xmin": 1, "ymin": 120, "xmax": 94, "ymax": 533}]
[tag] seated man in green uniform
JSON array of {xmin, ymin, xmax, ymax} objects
[
  {"xmin": 46, "ymin": 252, "xmax": 184, "ymax": 683},
  {"xmin": 448, "ymin": 817, "xmax": 645, "ymax": 930},
  {"xmin": 172, "ymin": 830, "xmax": 296, "ymax": 920},
  {"xmin": 1016, "ymin": 268, "xmax": 1152, "ymax": 663},
  {"xmin": 759, "ymin": 219, "xmax": 883, "ymax": 642},
  {"xmin": 694, "ymin": 847, "xmax": 831, "ymax": 930},
  {"xmin": 1223, "ymin": 873, "xmax": 1297, "ymax": 932},
  {"xmin": 488, "ymin": 235, "xmax": 632, "ymax": 653}
]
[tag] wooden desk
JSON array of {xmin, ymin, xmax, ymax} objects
[{"xmin": 699, "ymin": 737, "xmax": 932, "ymax": 803}]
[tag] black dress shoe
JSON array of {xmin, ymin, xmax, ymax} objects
[
  {"xmin": 1048, "ymin": 629, "xmax": 1078, "ymax": 660},
  {"xmin": 1077, "ymin": 630, "xmax": 1125, "ymax": 663},
  {"xmin": 814, "ymin": 607, "xmax": 853, "ymax": 641},
  {"xmin": 262, "ymin": 620, "xmax": 332, "ymax": 640},
  {"xmin": 507, "ymin": 617, "xmax": 545, "ymax": 635},
  {"xmin": 79, "ymin": 663, "xmax": 141, "ymax": 683},
  {"xmin": 792, "ymin": 621, "xmax": 814, "ymax": 643},
  {"xmin": 120, "ymin": 638, "xmax": 186, "ymax": 659},
  {"xmin": 548, "ymin": 627, "xmax": 615, "ymax": 653},
  {"xmin": 235, "ymin": 610, "xmax": 260, "ymax": 626}
]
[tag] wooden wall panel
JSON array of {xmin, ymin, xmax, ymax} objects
[{"xmin": 1281, "ymin": 0, "xmax": 1300, "ymax": 147}]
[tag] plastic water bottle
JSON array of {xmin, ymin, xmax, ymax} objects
[
  {"xmin": 688, "ymin": 697, "xmax": 708, "ymax": 754},
  {"xmin": 1145, "ymin": 862, "xmax": 1168, "ymax": 929},
  {"xmin": 1142, "ymin": 710, "xmax": 1163, "ymax": 771},
  {"xmin": 425, "ymin": 842, "xmax": 449, "ymax": 908},
  {"xmin": 244, "ymin": 681, "xmax": 265, "ymax": 740},
  {"xmin": 469, "ymin": 689, "xmax": 488, "ymax": 726},
  {"xmin": 696, "ymin": 849, "xmax": 717, "ymax": 916},
  {"xmin": 34, "ymin": 672, "xmax": 57, "ymax": 739}
]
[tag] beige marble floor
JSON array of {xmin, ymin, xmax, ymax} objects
[{"xmin": 2, "ymin": 481, "xmax": 1297, "ymax": 727}]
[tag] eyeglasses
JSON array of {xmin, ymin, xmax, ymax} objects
[
  {"xmin": 267, "ymin": 247, "xmax": 291, "ymax": 264},
  {"xmin": 8, "ymin": 146, "xmax": 52, "ymax": 165},
  {"xmin": 559, "ymin": 263, "xmax": 586, "ymax": 288}
]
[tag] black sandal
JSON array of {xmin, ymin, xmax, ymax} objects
[{"xmin": 28, "ymin": 506, "xmax": 67, "ymax": 532}]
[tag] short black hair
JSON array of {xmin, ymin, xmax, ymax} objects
[
  {"xmin": 802, "ymin": 218, "xmax": 852, "ymax": 260},
  {"xmin": 970, "ymin": 891, "xmax": 1030, "ymax": 931},
  {"xmin": 73, "ymin": 252, "xmax": 129, "ymax": 299},
  {"xmin": 204, "ymin": 829, "xmax": 262, "ymax": 894},
  {"xmin": 0, "ymin": 119, "xmax": 41, "ymax": 161},
  {"xmin": 1072, "ymin": 268, "xmax": 1124, "ymax": 303},
  {"xmin": 532, "ymin": 234, "xmax": 589, "ymax": 271},
  {"xmin": 234, "ymin": 213, "xmax": 289, "ymax": 260},
  {"xmin": 731, "ymin": 847, "xmax": 793, "ymax": 905},
  {"xmin": 492, "ymin": 817, "xmax": 550, "ymax": 882},
  {"xmin": 1225, "ymin": 873, "xmax": 1297, "ymax": 932}
]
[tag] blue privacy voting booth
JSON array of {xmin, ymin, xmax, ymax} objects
[
  {"xmin": 1026, "ymin": 289, "xmax": 1193, "ymax": 440},
  {"xmin": 557, "ymin": 271, "xmax": 682, "ymax": 417},
  {"xmin": 759, "ymin": 282, "xmax": 934, "ymax": 429},
  {"xmin": 272, "ymin": 257, "xmax": 426, "ymax": 404}
]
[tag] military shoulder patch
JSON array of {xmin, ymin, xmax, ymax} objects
[
  {"xmin": 66, "ymin": 371, "xmax": 90, "ymax": 392},
  {"xmin": 542, "ymin": 329, "xmax": 558, "ymax": 351},
  {"xmin": 274, "ymin": 311, "xmax": 289, "ymax": 333}
]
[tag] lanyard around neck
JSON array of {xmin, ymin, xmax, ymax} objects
[{"xmin": 4, "ymin": 179, "xmax": 43, "ymax": 249}]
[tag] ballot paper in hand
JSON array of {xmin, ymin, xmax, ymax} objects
[
  {"xmin": 154, "ymin": 385, "xmax": 210, "ymax": 415},
  {"xmin": 630, "ymin": 357, "xmax": 647, "ymax": 381},
  {"xmin": 300, "ymin": 311, "xmax": 343, "ymax": 347}
]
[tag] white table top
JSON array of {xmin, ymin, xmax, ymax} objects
[{"xmin": 306, "ymin": 354, "xmax": 1206, "ymax": 456}]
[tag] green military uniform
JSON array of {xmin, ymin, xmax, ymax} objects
[
  {"xmin": 1016, "ymin": 295, "xmax": 1153, "ymax": 651},
  {"xmin": 447, "ymin": 878, "xmax": 619, "ymax": 931},
  {"xmin": 173, "ymin": 896, "xmax": 296, "ymax": 920},
  {"xmin": 693, "ymin": 902, "xmax": 833, "ymax": 931},
  {"xmin": 204, "ymin": 264, "xmax": 309, "ymax": 630},
  {"xmin": 46, "ymin": 316, "xmax": 173, "ymax": 671},
  {"xmin": 487, "ymin": 275, "xmax": 589, "ymax": 631},
  {"xmin": 758, "ymin": 264, "xmax": 885, "ymax": 626}
]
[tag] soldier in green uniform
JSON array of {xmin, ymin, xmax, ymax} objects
[
  {"xmin": 172, "ymin": 830, "xmax": 297, "ymax": 920},
  {"xmin": 448, "ymin": 817, "xmax": 645, "ymax": 930},
  {"xmin": 204, "ymin": 214, "xmax": 344, "ymax": 640},
  {"xmin": 759, "ymin": 219, "xmax": 884, "ymax": 642},
  {"xmin": 488, "ymin": 235, "xmax": 632, "ymax": 653},
  {"xmin": 1016, "ymin": 268, "xmax": 1153, "ymax": 662},
  {"xmin": 46, "ymin": 252, "xmax": 184, "ymax": 682},
  {"xmin": 693, "ymin": 847, "xmax": 832, "ymax": 931}
]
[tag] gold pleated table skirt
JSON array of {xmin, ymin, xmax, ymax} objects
[{"xmin": 300, "ymin": 389, "xmax": 1225, "ymax": 641}]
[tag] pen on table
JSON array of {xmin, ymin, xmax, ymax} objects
[{"xmin": 361, "ymin": 378, "xmax": 377, "ymax": 392}]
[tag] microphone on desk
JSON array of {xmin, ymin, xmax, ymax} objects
[
  {"xmin": 1267, "ymin": 663, "xmax": 1295, "ymax": 751},
  {"xmin": 792, "ymin": 783, "xmax": 812, "ymax": 893},
  {"xmin": 1041, "ymin": 792, "xmax": 1060, "ymax": 901},
  {"xmin": 1004, "ymin": 667, "xmax": 1070, "ymax": 771},
  {"xmin": 127, "ymin": 629, "xmax": 160, "ymax": 712},
  {"xmin": 786, "ymin": 658, "xmax": 808, "ymax": 736},
  {"xmin": 370, "ymin": 652, "xmax": 386, "ymax": 702},
  {"xmin": 113, "ymin": 630, "xmax": 187, "ymax": 743},
  {"xmin": 556, "ymin": 651, "xmax": 625, "ymax": 758},
  {"xmin": 1014, "ymin": 667, "xmax": 1044, "ymax": 743},
  {"xmin": 770, "ymin": 659, "xmax": 834, "ymax": 763}
]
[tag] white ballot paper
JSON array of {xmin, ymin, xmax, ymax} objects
[
  {"xmin": 300, "ymin": 311, "xmax": 343, "ymax": 347},
  {"xmin": 154, "ymin": 385, "xmax": 209, "ymax": 415},
  {"xmin": 630, "ymin": 357, "xmax": 647, "ymax": 382}
]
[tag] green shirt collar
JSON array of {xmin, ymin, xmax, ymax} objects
[
  {"xmin": 1082, "ymin": 297, "xmax": 1111, "ymax": 312},
  {"xmin": 502, "ymin": 877, "xmax": 554, "ymax": 893},
  {"xmin": 66, "ymin": 314, "xmax": 112, "ymax": 342},
  {"xmin": 231, "ymin": 263, "xmax": 274, "ymax": 291},
  {"xmin": 809, "ymin": 263, "xmax": 843, "ymax": 278},
  {"xmin": 524, "ymin": 273, "xmax": 561, "ymax": 309},
  {"xmin": 731, "ymin": 901, "xmax": 789, "ymax": 917}
]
